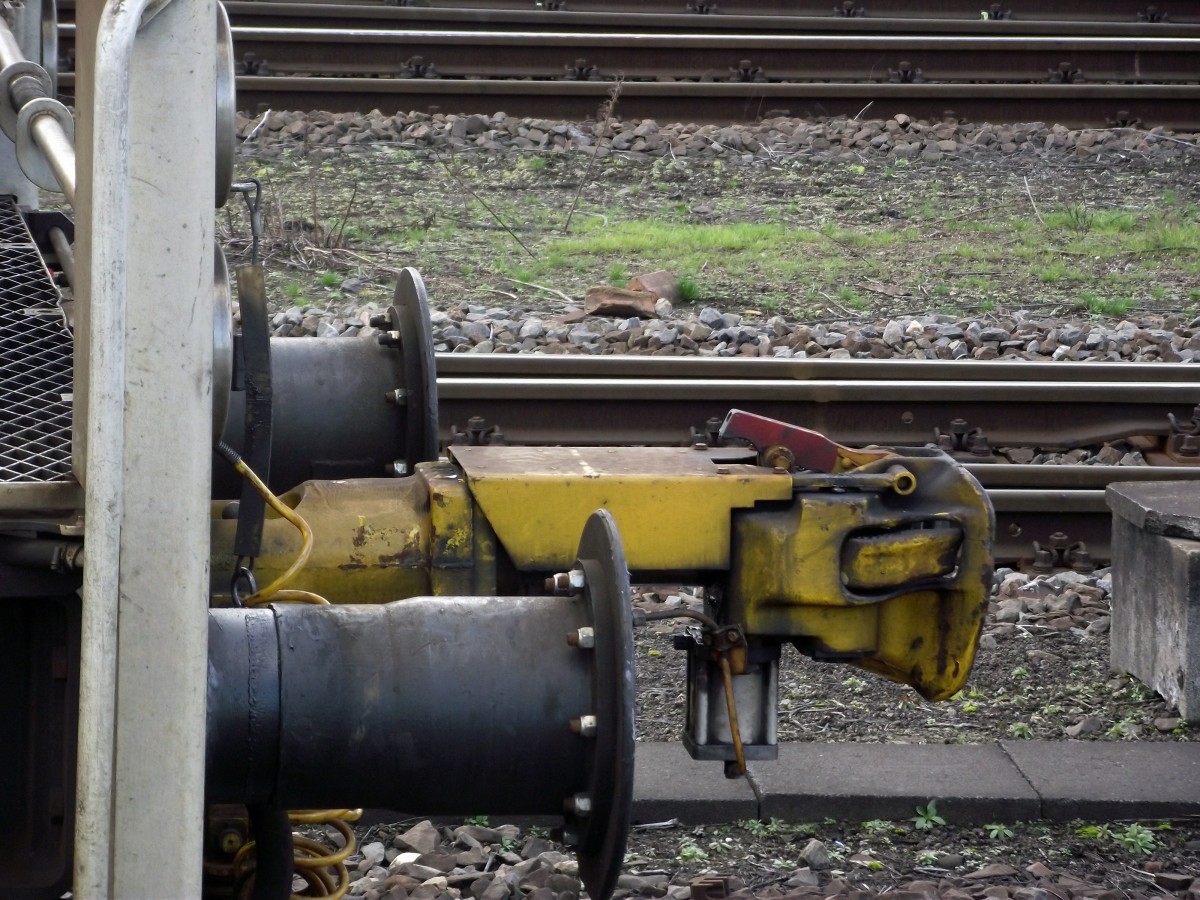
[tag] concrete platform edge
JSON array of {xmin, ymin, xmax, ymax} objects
[{"xmin": 633, "ymin": 740, "xmax": 1200, "ymax": 825}]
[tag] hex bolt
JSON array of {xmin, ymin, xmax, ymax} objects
[
  {"xmin": 385, "ymin": 460, "xmax": 408, "ymax": 477},
  {"xmin": 219, "ymin": 827, "xmax": 246, "ymax": 855},
  {"xmin": 384, "ymin": 388, "xmax": 408, "ymax": 405},
  {"xmin": 567, "ymin": 626, "xmax": 595, "ymax": 648},
  {"xmin": 368, "ymin": 314, "xmax": 390, "ymax": 329},
  {"xmin": 564, "ymin": 793, "xmax": 592, "ymax": 816},
  {"xmin": 570, "ymin": 715, "xmax": 598, "ymax": 737},
  {"xmin": 377, "ymin": 332, "xmax": 401, "ymax": 348},
  {"xmin": 547, "ymin": 568, "xmax": 586, "ymax": 595},
  {"xmin": 1179, "ymin": 435, "xmax": 1200, "ymax": 458},
  {"xmin": 562, "ymin": 829, "xmax": 580, "ymax": 847},
  {"xmin": 1031, "ymin": 544, "xmax": 1056, "ymax": 574}
]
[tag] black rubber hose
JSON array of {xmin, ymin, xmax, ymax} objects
[{"xmin": 248, "ymin": 805, "xmax": 293, "ymax": 900}]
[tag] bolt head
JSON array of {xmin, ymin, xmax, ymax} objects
[
  {"xmin": 567, "ymin": 626, "xmax": 595, "ymax": 649},
  {"xmin": 565, "ymin": 793, "xmax": 592, "ymax": 816}
]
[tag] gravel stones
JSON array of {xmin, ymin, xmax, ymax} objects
[
  {"xmin": 238, "ymin": 109, "xmax": 1198, "ymax": 168},
  {"xmin": 349, "ymin": 821, "xmax": 584, "ymax": 900},
  {"xmin": 261, "ymin": 290, "xmax": 1200, "ymax": 373}
]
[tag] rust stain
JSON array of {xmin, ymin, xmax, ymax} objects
[{"xmin": 378, "ymin": 547, "xmax": 423, "ymax": 568}]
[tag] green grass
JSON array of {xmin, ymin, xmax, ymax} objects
[
  {"xmin": 836, "ymin": 286, "xmax": 868, "ymax": 309},
  {"xmin": 607, "ymin": 261, "xmax": 628, "ymax": 286},
  {"xmin": 545, "ymin": 221, "xmax": 841, "ymax": 286},
  {"xmin": 1081, "ymin": 293, "xmax": 1135, "ymax": 316},
  {"xmin": 1035, "ymin": 260, "xmax": 1084, "ymax": 284},
  {"xmin": 318, "ymin": 271, "xmax": 340, "ymax": 287},
  {"xmin": 497, "ymin": 262, "xmax": 539, "ymax": 284}
]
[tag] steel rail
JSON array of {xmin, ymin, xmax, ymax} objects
[
  {"xmin": 434, "ymin": 376, "xmax": 1200, "ymax": 448},
  {"xmin": 202, "ymin": 5, "xmax": 1200, "ymax": 38},
  {"xmin": 171, "ymin": 77, "xmax": 1197, "ymax": 128},
  {"xmin": 70, "ymin": 0, "xmax": 1199, "ymax": 24},
  {"xmin": 200, "ymin": 29, "xmax": 1200, "ymax": 83},
  {"xmin": 434, "ymin": 356, "xmax": 1200, "ymax": 383}
]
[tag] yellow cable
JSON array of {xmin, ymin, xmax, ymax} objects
[
  {"xmin": 222, "ymin": 449, "xmax": 359, "ymax": 898},
  {"xmin": 228, "ymin": 456, "xmax": 315, "ymax": 605}
]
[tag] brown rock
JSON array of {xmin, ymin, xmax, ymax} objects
[
  {"xmin": 1024, "ymin": 861, "xmax": 1055, "ymax": 879},
  {"xmin": 963, "ymin": 863, "xmax": 1020, "ymax": 880},
  {"xmin": 414, "ymin": 853, "xmax": 457, "ymax": 873},
  {"xmin": 1156, "ymin": 872, "xmax": 1195, "ymax": 891},
  {"xmin": 628, "ymin": 270, "xmax": 681, "ymax": 305},
  {"xmin": 394, "ymin": 821, "xmax": 442, "ymax": 856},
  {"xmin": 584, "ymin": 286, "xmax": 658, "ymax": 319}
]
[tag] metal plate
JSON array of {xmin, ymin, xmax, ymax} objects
[
  {"xmin": 572, "ymin": 509, "xmax": 636, "ymax": 900},
  {"xmin": 212, "ymin": 244, "xmax": 232, "ymax": 443},
  {"xmin": 390, "ymin": 267, "xmax": 438, "ymax": 467},
  {"xmin": 215, "ymin": 2, "xmax": 235, "ymax": 207}
]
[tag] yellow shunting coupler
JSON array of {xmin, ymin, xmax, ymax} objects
[{"xmin": 211, "ymin": 428, "xmax": 993, "ymax": 764}]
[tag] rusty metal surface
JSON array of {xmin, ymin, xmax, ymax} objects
[
  {"xmin": 68, "ymin": 0, "xmax": 1200, "ymax": 24},
  {"xmin": 212, "ymin": 29, "xmax": 1200, "ymax": 83},
  {"xmin": 181, "ymin": 77, "xmax": 1200, "ymax": 129},
  {"xmin": 436, "ymin": 376, "xmax": 1200, "ymax": 448},
  {"xmin": 437, "ymin": 355, "xmax": 1200, "ymax": 383},
  {"xmin": 199, "ymin": 5, "xmax": 1200, "ymax": 38}
]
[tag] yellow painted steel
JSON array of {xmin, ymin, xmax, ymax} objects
[
  {"xmin": 209, "ymin": 478, "xmax": 430, "ymax": 604},
  {"xmin": 729, "ymin": 454, "xmax": 993, "ymax": 700},
  {"xmin": 416, "ymin": 461, "xmax": 499, "ymax": 595},
  {"xmin": 451, "ymin": 446, "xmax": 794, "ymax": 571},
  {"xmin": 209, "ymin": 444, "xmax": 990, "ymax": 701}
]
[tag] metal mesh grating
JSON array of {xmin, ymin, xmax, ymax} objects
[{"xmin": 0, "ymin": 196, "xmax": 73, "ymax": 483}]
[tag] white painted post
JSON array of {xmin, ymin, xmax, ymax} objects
[{"xmin": 73, "ymin": 0, "xmax": 215, "ymax": 894}]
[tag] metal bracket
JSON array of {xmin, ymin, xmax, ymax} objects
[{"xmin": 0, "ymin": 58, "xmax": 51, "ymax": 139}]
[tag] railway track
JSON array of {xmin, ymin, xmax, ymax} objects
[
  {"xmin": 55, "ymin": 5, "xmax": 1200, "ymax": 125},
  {"xmin": 131, "ymin": 3, "xmax": 1200, "ymax": 36},
  {"xmin": 63, "ymin": 0, "xmax": 1200, "ymax": 21},
  {"xmin": 432, "ymin": 356, "xmax": 1200, "ymax": 565}
]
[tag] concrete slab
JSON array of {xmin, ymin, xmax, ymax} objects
[
  {"xmin": 749, "ymin": 743, "xmax": 1040, "ymax": 824},
  {"xmin": 1001, "ymin": 740, "xmax": 1200, "ymax": 821},
  {"xmin": 633, "ymin": 742, "xmax": 758, "ymax": 825},
  {"xmin": 1108, "ymin": 481, "xmax": 1200, "ymax": 539}
]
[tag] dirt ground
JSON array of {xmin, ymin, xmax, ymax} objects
[{"xmin": 226, "ymin": 135, "xmax": 1200, "ymax": 326}]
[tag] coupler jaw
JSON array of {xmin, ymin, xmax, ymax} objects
[
  {"xmin": 678, "ymin": 411, "xmax": 995, "ymax": 769},
  {"xmin": 206, "ymin": 511, "xmax": 636, "ymax": 900}
]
